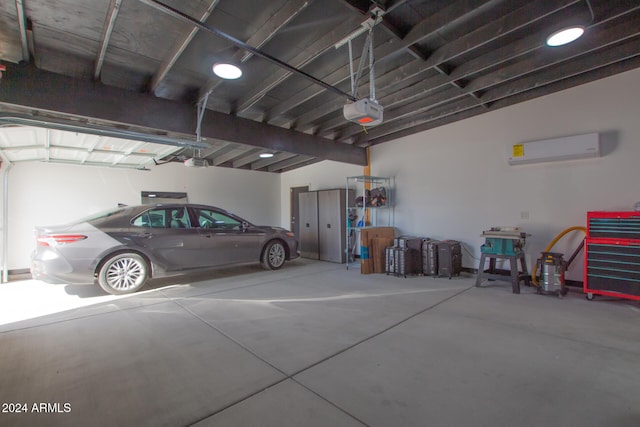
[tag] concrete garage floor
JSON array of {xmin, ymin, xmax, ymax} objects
[{"xmin": 1, "ymin": 258, "xmax": 640, "ymax": 427}]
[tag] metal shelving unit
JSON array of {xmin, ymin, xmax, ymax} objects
[{"xmin": 345, "ymin": 175, "xmax": 393, "ymax": 269}]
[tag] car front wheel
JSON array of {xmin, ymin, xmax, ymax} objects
[
  {"xmin": 262, "ymin": 240, "xmax": 286, "ymax": 270},
  {"xmin": 97, "ymin": 253, "xmax": 148, "ymax": 295}
]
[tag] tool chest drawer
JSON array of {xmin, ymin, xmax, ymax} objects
[
  {"xmin": 587, "ymin": 211, "xmax": 640, "ymax": 239},
  {"xmin": 585, "ymin": 238, "xmax": 640, "ymax": 298}
]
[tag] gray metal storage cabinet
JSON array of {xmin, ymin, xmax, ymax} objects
[
  {"xmin": 299, "ymin": 189, "xmax": 348, "ymax": 263},
  {"xmin": 299, "ymin": 191, "xmax": 320, "ymax": 259}
]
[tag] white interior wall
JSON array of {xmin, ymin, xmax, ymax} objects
[
  {"xmin": 279, "ymin": 160, "xmax": 362, "ymax": 228},
  {"xmin": 370, "ymin": 67, "xmax": 640, "ymax": 281},
  {"xmin": 4, "ymin": 68, "xmax": 640, "ymax": 278},
  {"xmin": 4, "ymin": 161, "xmax": 280, "ymax": 270}
]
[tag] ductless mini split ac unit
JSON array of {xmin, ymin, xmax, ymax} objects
[{"xmin": 508, "ymin": 133, "xmax": 600, "ymax": 165}]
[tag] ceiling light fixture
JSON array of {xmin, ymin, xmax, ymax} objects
[
  {"xmin": 546, "ymin": 0, "xmax": 593, "ymax": 47},
  {"xmin": 212, "ymin": 63, "xmax": 242, "ymax": 79},
  {"xmin": 546, "ymin": 26, "xmax": 585, "ymax": 47},
  {"xmin": 259, "ymin": 153, "xmax": 274, "ymax": 158}
]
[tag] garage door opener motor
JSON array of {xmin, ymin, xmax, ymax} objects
[{"xmin": 338, "ymin": 6, "xmax": 385, "ymax": 127}]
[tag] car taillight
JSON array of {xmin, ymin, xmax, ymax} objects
[{"xmin": 36, "ymin": 234, "xmax": 87, "ymax": 247}]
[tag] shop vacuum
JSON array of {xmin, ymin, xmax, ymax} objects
[
  {"xmin": 532, "ymin": 226, "xmax": 587, "ymax": 297},
  {"xmin": 536, "ymin": 252, "xmax": 568, "ymax": 296}
]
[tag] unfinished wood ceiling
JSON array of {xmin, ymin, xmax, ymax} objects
[{"xmin": 0, "ymin": 0, "xmax": 639, "ymax": 172}]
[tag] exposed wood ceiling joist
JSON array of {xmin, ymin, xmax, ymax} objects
[
  {"xmin": 0, "ymin": 0, "xmax": 638, "ymax": 172},
  {"xmin": 150, "ymin": 0, "xmax": 221, "ymax": 94},
  {"xmin": 0, "ymin": 62, "xmax": 367, "ymax": 167}
]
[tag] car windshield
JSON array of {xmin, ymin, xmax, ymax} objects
[{"xmin": 72, "ymin": 206, "xmax": 127, "ymax": 224}]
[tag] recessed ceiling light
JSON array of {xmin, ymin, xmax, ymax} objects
[
  {"xmin": 546, "ymin": 26, "xmax": 585, "ymax": 47},
  {"xmin": 259, "ymin": 153, "xmax": 274, "ymax": 158},
  {"xmin": 212, "ymin": 63, "xmax": 242, "ymax": 79}
]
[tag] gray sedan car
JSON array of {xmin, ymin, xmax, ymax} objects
[{"xmin": 31, "ymin": 203, "xmax": 299, "ymax": 294}]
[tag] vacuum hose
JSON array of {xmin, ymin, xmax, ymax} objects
[{"xmin": 531, "ymin": 226, "xmax": 587, "ymax": 286}]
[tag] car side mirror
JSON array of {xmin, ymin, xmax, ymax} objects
[{"xmin": 241, "ymin": 221, "xmax": 250, "ymax": 230}]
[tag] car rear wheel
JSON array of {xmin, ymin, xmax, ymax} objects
[
  {"xmin": 261, "ymin": 240, "xmax": 286, "ymax": 270},
  {"xmin": 97, "ymin": 253, "xmax": 148, "ymax": 295}
]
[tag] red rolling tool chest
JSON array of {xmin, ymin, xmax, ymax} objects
[{"xmin": 585, "ymin": 211, "xmax": 640, "ymax": 301}]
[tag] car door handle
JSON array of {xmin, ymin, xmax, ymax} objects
[
  {"xmin": 137, "ymin": 232, "xmax": 154, "ymax": 239},
  {"xmin": 202, "ymin": 233, "xmax": 213, "ymax": 238}
]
